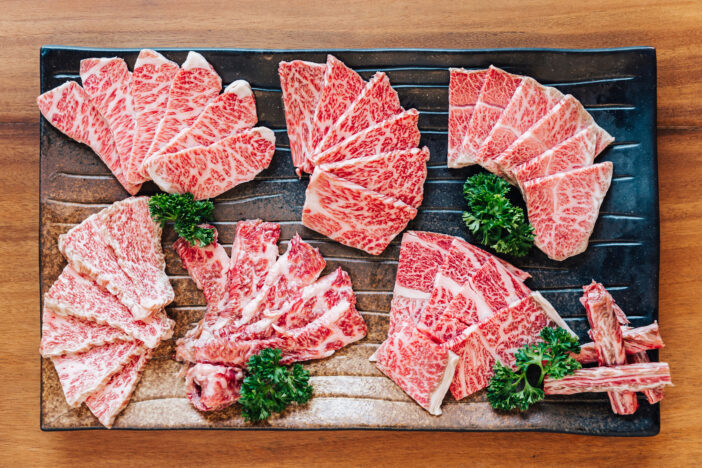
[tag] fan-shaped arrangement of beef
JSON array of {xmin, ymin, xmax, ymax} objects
[
  {"xmin": 40, "ymin": 197, "xmax": 175, "ymax": 427},
  {"xmin": 279, "ymin": 55, "xmax": 428, "ymax": 255},
  {"xmin": 37, "ymin": 50, "xmax": 274, "ymax": 199},
  {"xmin": 173, "ymin": 222, "xmax": 368, "ymax": 412},
  {"xmin": 372, "ymin": 231, "xmax": 572, "ymax": 415},
  {"xmin": 449, "ymin": 66, "xmax": 615, "ymax": 261}
]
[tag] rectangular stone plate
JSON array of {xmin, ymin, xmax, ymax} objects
[{"xmin": 40, "ymin": 46, "xmax": 658, "ymax": 434}]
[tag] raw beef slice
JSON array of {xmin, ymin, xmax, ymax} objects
[
  {"xmin": 495, "ymin": 95, "xmax": 614, "ymax": 183},
  {"xmin": 448, "ymin": 68, "xmax": 488, "ymax": 168},
  {"xmin": 145, "ymin": 127, "xmax": 276, "ymax": 200},
  {"xmin": 79, "ymin": 57, "xmax": 136, "ymax": 172},
  {"xmin": 278, "ymin": 60, "xmax": 326, "ymax": 174},
  {"xmin": 312, "ymin": 109, "xmax": 420, "ymax": 166},
  {"xmin": 309, "ymin": 55, "xmax": 365, "ymax": 155},
  {"xmin": 40, "ymin": 307, "xmax": 129, "ymax": 357},
  {"xmin": 318, "ymin": 146, "xmax": 429, "ymax": 208},
  {"xmin": 144, "ymin": 51, "xmax": 222, "ymax": 164},
  {"xmin": 512, "ymin": 125, "xmax": 598, "ymax": 189},
  {"xmin": 126, "ymin": 49, "xmax": 179, "ymax": 184},
  {"xmin": 476, "ymin": 77, "xmax": 563, "ymax": 173},
  {"xmin": 456, "ymin": 66, "xmax": 523, "ymax": 166},
  {"xmin": 315, "ymin": 71, "xmax": 403, "ymax": 154},
  {"xmin": 523, "ymin": 162, "xmax": 613, "ymax": 261},
  {"xmin": 302, "ymin": 169, "xmax": 417, "ymax": 255},
  {"xmin": 98, "ymin": 197, "xmax": 174, "ymax": 314},
  {"xmin": 152, "ymin": 80, "xmax": 258, "ymax": 157},
  {"xmin": 375, "ymin": 320, "xmax": 459, "ymax": 415},
  {"xmin": 37, "ymin": 81, "xmax": 141, "ymax": 195},
  {"xmin": 43, "ymin": 265, "xmax": 174, "ymax": 349}
]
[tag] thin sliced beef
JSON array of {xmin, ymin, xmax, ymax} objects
[
  {"xmin": 315, "ymin": 71, "xmax": 403, "ymax": 153},
  {"xmin": 312, "ymin": 109, "xmax": 420, "ymax": 166},
  {"xmin": 79, "ymin": 57, "xmax": 136, "ymax": 172},
  {"xmin": 523, "ymin": 162, "xmax": 613, "ymax": 261},
  {"xmin": 144, "ymin": 51, "xmax": 222, "ymax": 164},
  {"xmin": 302, "ymin": 169, "xmax": 417, "ymax": 255},
  {"xmin": 126, "ymin": 49, "xmax": 179, "ymax": 184},
  {"xmin": 40, "ymin": 308, "xmax": 129, "ymax": 357},
  {"xmin": 318, "ymin": 146, "xmax": 429, "ymax": 208},
  {"xmin": 447, "ymin": 68, "xmax": 488, "ymax": 168},
  {"xmin": 37, "ymin": 81, "xmax": 140, "ymax": 195},
  {"xmin": 278, "ymin": 60, "xmax": 326, "ymax": 174},
  {"xmin": 544, "ymin": 363, "xmax": 672, "ymax": 395},
  {"xmin": 184, "ymin": 363, "xmax": 244, "ymax": 412},
  {"xmin": 153, "ymin": 80, "xmax": 257, "ymax": 157},
  {"xmin": 145, "ymin": 127, "xmax": 275, "ymax": 200},
  {"xmin": 476, "ymin": 77, "xmax": 563, "ymax": 173}
]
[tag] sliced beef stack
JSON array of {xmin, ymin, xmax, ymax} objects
[
  {"xmin": 40, "ymin": 197, "xmax": 176, "ymax": 427},
  {"xmin": 173, "ymin": 221, "xmax": 368, "ymax": 412},
  {"xmin": 372, "ymin": 231, "xmax": 573, "ymax": 415},
  {"xmin": 38, "ymin": 50, "xmax": 274, "ymax": 199},
  {"xmin": 448, "ymin": 66, "xmax": 615, "ymax": 261},
  {"xmin": 279, "ymin": 55, "xmax": 427, "ymax": 255}
]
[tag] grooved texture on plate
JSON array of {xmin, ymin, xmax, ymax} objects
[{"xmin": 40, "ymin": 47, "xmax": 658, "ymax": 434}]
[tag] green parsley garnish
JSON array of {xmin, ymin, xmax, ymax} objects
[
  {"xmin": 462, "ymin": 173, "xmax": 534, "ymax": 257},
  {"xmin": 487, "ymin": 327, "xmax": 581, "ymax": 411},
  {"xmin": 239, "ymin": 348, "xmax": 314, "ymax": 422},
  {"xmin": 148, "ymin": 193, "xmax": 215, "ymax": 247}
]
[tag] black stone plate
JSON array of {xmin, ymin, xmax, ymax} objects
[{"xmin": 40, "ymin": 46, "xmax": 658, "ymax": 435}]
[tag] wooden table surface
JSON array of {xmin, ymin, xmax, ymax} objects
[{"xmin": 1, "ymin": 1, "xmax": 701, "ymax": 465}]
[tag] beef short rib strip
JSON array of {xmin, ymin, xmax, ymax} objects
[
  {"xmin": 544, "ymin": 362, "xmax": 672, "ymax": 395},
  {"xmin": 628, "ymin": 352, "xmax": 665, "ymax": 404},
  {"xmin": 573, "ymin": 322, "xmax": 664, "ymax": 364},
  {"xmin": 580, "ymin": 281, "xmax": 638, "ymax": 414}
]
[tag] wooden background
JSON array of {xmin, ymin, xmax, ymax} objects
[{"xmin": 1, "ymin": 0, "xmax": 700, "ymax": 465}]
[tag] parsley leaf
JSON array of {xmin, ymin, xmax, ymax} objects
[
  {"xmin": 239, "ymin": 348, "xmax": 314, "ymax": 422},
  {"xmin": 148, "ymin": 193, "xmax": 215, "ymax": 247},
  {"xmin": 487, "ymin": 327, "xmax": 581, "ymax": 411},
  {"xmin": 462, "ymin": 173, "xmax": 534, "ymax": 257}
]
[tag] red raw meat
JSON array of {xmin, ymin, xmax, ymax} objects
[
  {"xmin": 513, "ymin": 125, "xmax": 598, "ymax": 189},
  {"xmin": 581, "ymin": 281, "xmax": 638, "ymax": 415},
  {"xmin": 318, "ymin": 146, "xmax": 429, "ymax": 208},
  {"xmin": 309, "ymin": 55, "xmax": 365, "ymax": 155},
  {"xmin": 447, "ymin": 68, "xmax": 488, "ymax": 168},
  {"xmin": 312, "ymin": 109, "xmax": 420, "ymax": 167},
  {"xmin": 302, "ymin": 169, "xmax": 417, "ymax": 255},
  {"xmin": 98, "ymin": 197, "xmax": 174, "ymax": 315},
  {"xmin": 59, "ymin": 213, "xmax": 151, "ymax": 320},
  {"xmin": 85, "ymin": 349, "xmax": 152, "ymax": 428},
  {"xmin": 375, "ymin": 320, "xmax": 459, "ymax": 415},
  {"xmin": 388, "ymin": 231, "xmax": 454, "ymax": 334},
  {"xmin": 523, "ymin": 162, "xmax": 613, "ymax": 261},
  {"xmin": 495, "ymin": 95, "xmax": 614, "ymax": 183},
  {"xmin": 543, "ymin": 362, "xmax": 672, "ymax": 395},
  {"xmin": 127, "ymin": 49, "xmax": 179, "ymax": 184},
  {"xmin": 184, "ymin": 363, "xmax": 244, "ymax": 412},
  {"xmin": 51, "ymin": 340, "xmax": 144, "ymax": 407},
  {"xmin": 174, "ymin": 226, "xmax": 231, "ymax": 307},
  {"xmin": 315, "ymin": 71, "xmax": 403, "ymax": 154},
  {"xmin": 456, "ymin": 66, "xmax": 523, "ymax": 166},
  {"xmin": 145, "ymin": 126, "xmax": 275, "ymax": 200},
  {"xmin": 628, "ymin": 352, "xmax": 665, "ymax": 404},
  {"xmin": 153, "ymin": 80, "xmax": 257, "ymax": 157},
  {"xmin": 278, "ymin": 60, "xmax": 326, "ymax": 174},
  {"xmin": 476, "ymin": 77, "xmax": 563, "ymax": 173},
  {"xmin": 463, "ymin": 257, "xmax": 532, "ymax": 321},
  {"xmin": 79, "ymin": 57, "xmax": 135, "ymax": 173},
  {"xmin": 37, "ymin": 81, "xmax": 140, "ymax": 195},
  {"xmin": 40, "ymin": 307, "xmax": 129, "ymax": 357},
  {"xmin": 445, "ymin": 325, "xmax": 495, "ymax": 400},
  {"xmin": 145, "ymin": 51, "xmax": 222, "ymax": 164},
  {"xmin": 574, "ymin": 322, "xmax": 664, "ymax": 364},
  {"xmin": 43, "ymin": 266, "xmax": 174, "ymax": 349}
]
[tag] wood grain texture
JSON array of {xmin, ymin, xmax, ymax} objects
[{"xmin": 1, "ymin": 0, "xmax": 701, "ymax": 466}]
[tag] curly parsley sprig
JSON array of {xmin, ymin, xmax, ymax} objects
[
  {"xmin": 148, "ymin": 193, "xmax": 215, "ymax": 247},
  {"xmin": 487, "ymin": 327, "xmax": 581, "ymax": 411},
  {"xmin": 462, "ymin": 173, "xmax": 534, "ymax": 257},
  {"xmin": 239, "ymin": 348, "xmax": 314, "ymax": 422}
]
